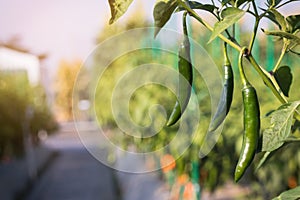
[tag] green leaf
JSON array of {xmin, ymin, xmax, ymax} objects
[
  {"xmin": 269, "ymin": 8, "xmax": 288, "ymax": 31},
  {"xmin": 108, "ymin": 0, "xmax": 134, "ymax": 24},
  {"xmin": 153, "ymin": 0, "xmax": 178, "ymax": 37},
  {"xmin": 262, "ymin": 29, "xmax": 300, "ymax": 44},
  {"xmin": 286, "ymin": 14, "xmax": 300, "ymax": 33},
  {"xmin": 208, "ymin": 7, "xmax": 245, "ymax": 43},
  {"xmin": 274, "ymin": 66, "xmax": 293, "ymax": 97},
  {"xmin": 176, "ymin": 1, "xmax": 217, "ymax": 15},
  {"xmin": 262, "ymin": 101, "xmax": 300, "ymax": 152},
  {"xmin": 272, "ymin": 186, "xmax": 300, "ymax": 200}
]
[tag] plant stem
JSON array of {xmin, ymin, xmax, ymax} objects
[
  {"xmin": 223, "ymin": 42, "xmax": 230, "ymax": 66},
  {"xmin": 247, "ymin": 53, "xmax": 287, "ymax": 104},
  {"xmin": 248, "ymin": 1, "xmax": 260, "ymax": 52},
  {"xmin": 233, "ymin": 23, "xmax": 236, "ymax": 38},
  {"xmin": 248, "ymin": 19, "xmax": 260, "ymax": 52},
  {"xmin": 238, "ymin": 47, "xmax": 249, "ymax": 87},
  {"xmin": 183, "ymin": 12, "xmax": 188, "ymax": 36},
  {"xmin": 247, "ymin": 10, "xmax": 256, "ymax": 17},
  {"xmin": 177, "ymin": 0, "xmax": 242, "ymax": 52},
  {"xmin": 272, "ymin": 42, "xmax": 288, "ymax": 73},
  {"xmin": 252, "ymin": 1, "xmax": 259, "ymax": 17}
]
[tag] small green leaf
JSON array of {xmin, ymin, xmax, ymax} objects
[
  {"xmin": 286, "ymin": 14, "xmax": 300, "ymax": 33},
  {"xmin": 274, "ymin": 66, "xmax": 293, "ymax": 97},
  {"xmin": 176, "ymin": 1, "xmax": 217, "ymax": 15},
  {"xmin": 208, "ymin": 7, "xmax": 245, "ymax": 43},
  {"xmin": 262, "ymin": 29, "xmax": 300, "ymax": 44},
  {"xmin": 272, "ymin": 186, "xmax": 300, "ymax": 200},
  {"xmin": 153, "ymin": 0, "xmax": 178, "ymax": 37},
  {"xmin": 262, "ymin": 101, "xmax": 300, "ymax": 152},
  {"xmin": 108, "ymin": 0, "xmax": 134, "ymax": 24}
]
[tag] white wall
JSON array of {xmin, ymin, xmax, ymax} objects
[{"xmin": 0, "ymin": 47, "xmax": 40, "ymax": 85}]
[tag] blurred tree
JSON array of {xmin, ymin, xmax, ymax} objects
[
  {"xmin": 0, "ymin": 72, "xmax": 57, "ymax": 159},
  {"xmin": 54, "ymin": 59, "xmax": 81, "ymax": 121},
  {"xmin": 0, "ymin": 73, "xmax": 28, "ymax": 157}
]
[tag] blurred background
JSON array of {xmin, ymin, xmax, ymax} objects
[{"xmin": 1, "ymin": 0, "xmax": 300, "ymax": 200}]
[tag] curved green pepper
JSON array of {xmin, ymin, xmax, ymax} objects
[
  {"xmin": 235, "ymin": 85, "xmax": 260, "ymax": 182},
  {"xmin": 167, "ymin": 12, "xmax": 193, "ymax": 126},
  {"xmin": 234, "ymin": 48, "xmax": 260, "ymax": 182},
  {"xmin": 209, "ymin": 42, "xmax": 234, "ymax": 132}
]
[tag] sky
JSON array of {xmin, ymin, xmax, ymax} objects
[
  {"xmin": 0, "ymin": 0, "xmax": 299, "ymax": 78},
  {"xmin": 0, "ymin": 0, "xmax": 155, "ymax": 77}
]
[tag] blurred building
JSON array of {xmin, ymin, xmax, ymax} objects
[
  {"xmin": 0, "ymin": 46, "xmax": 40, "ymax": 85},
  {"xmin": 0, "ymin": 45, "xmax": 52, "ymax": 104}
]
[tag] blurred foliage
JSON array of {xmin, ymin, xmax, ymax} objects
[
  {"xmin": 90, "ymin": 10, "xmax": 300, "ymax": 199},
  {"xmin": 0, "ymin": 72, "xmax": 57, "ymax": 159}
]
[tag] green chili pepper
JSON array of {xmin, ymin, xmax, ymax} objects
[
  {"xmin": 167, "ymin": 12, "xmax": 193, "ymax": 126},
  {"xmin": 234, "ymin": 48, "xmax": 260, "ymax": 182},
  {"xmin": 209, "ymin": 42, "xmax": 233, "ymax": 132}
]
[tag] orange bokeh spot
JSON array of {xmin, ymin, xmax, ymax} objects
[
  {"xmin": 288, "ymin": 176, "xmax": 297, "ymax": 189},
  {"xmin": 183, "ymin": 182, "xmax": 195, "ymax": 199},
  {"xmin": 161, "ymin": 154, "xmax": 176, "ymax": 173},
  {"xmin": 177, "ymin": 174, "xmax": 189, "ymax": 185}
]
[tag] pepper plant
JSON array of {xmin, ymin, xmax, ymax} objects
[{"xmin": 106, "ymin": 0, "xmax": 300, "ymax": 198}]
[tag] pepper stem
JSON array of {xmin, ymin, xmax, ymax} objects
[
  {"xmin": 183, "ymin": 11, "xmax": 188, "ymax": 34},
  {"xmin": 238, "ymin": 47, "xmax": 250, "ymax": 88},
  {"xmin": 223, "ymin": 42, "xmax": 231, "ymax": 66}
]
